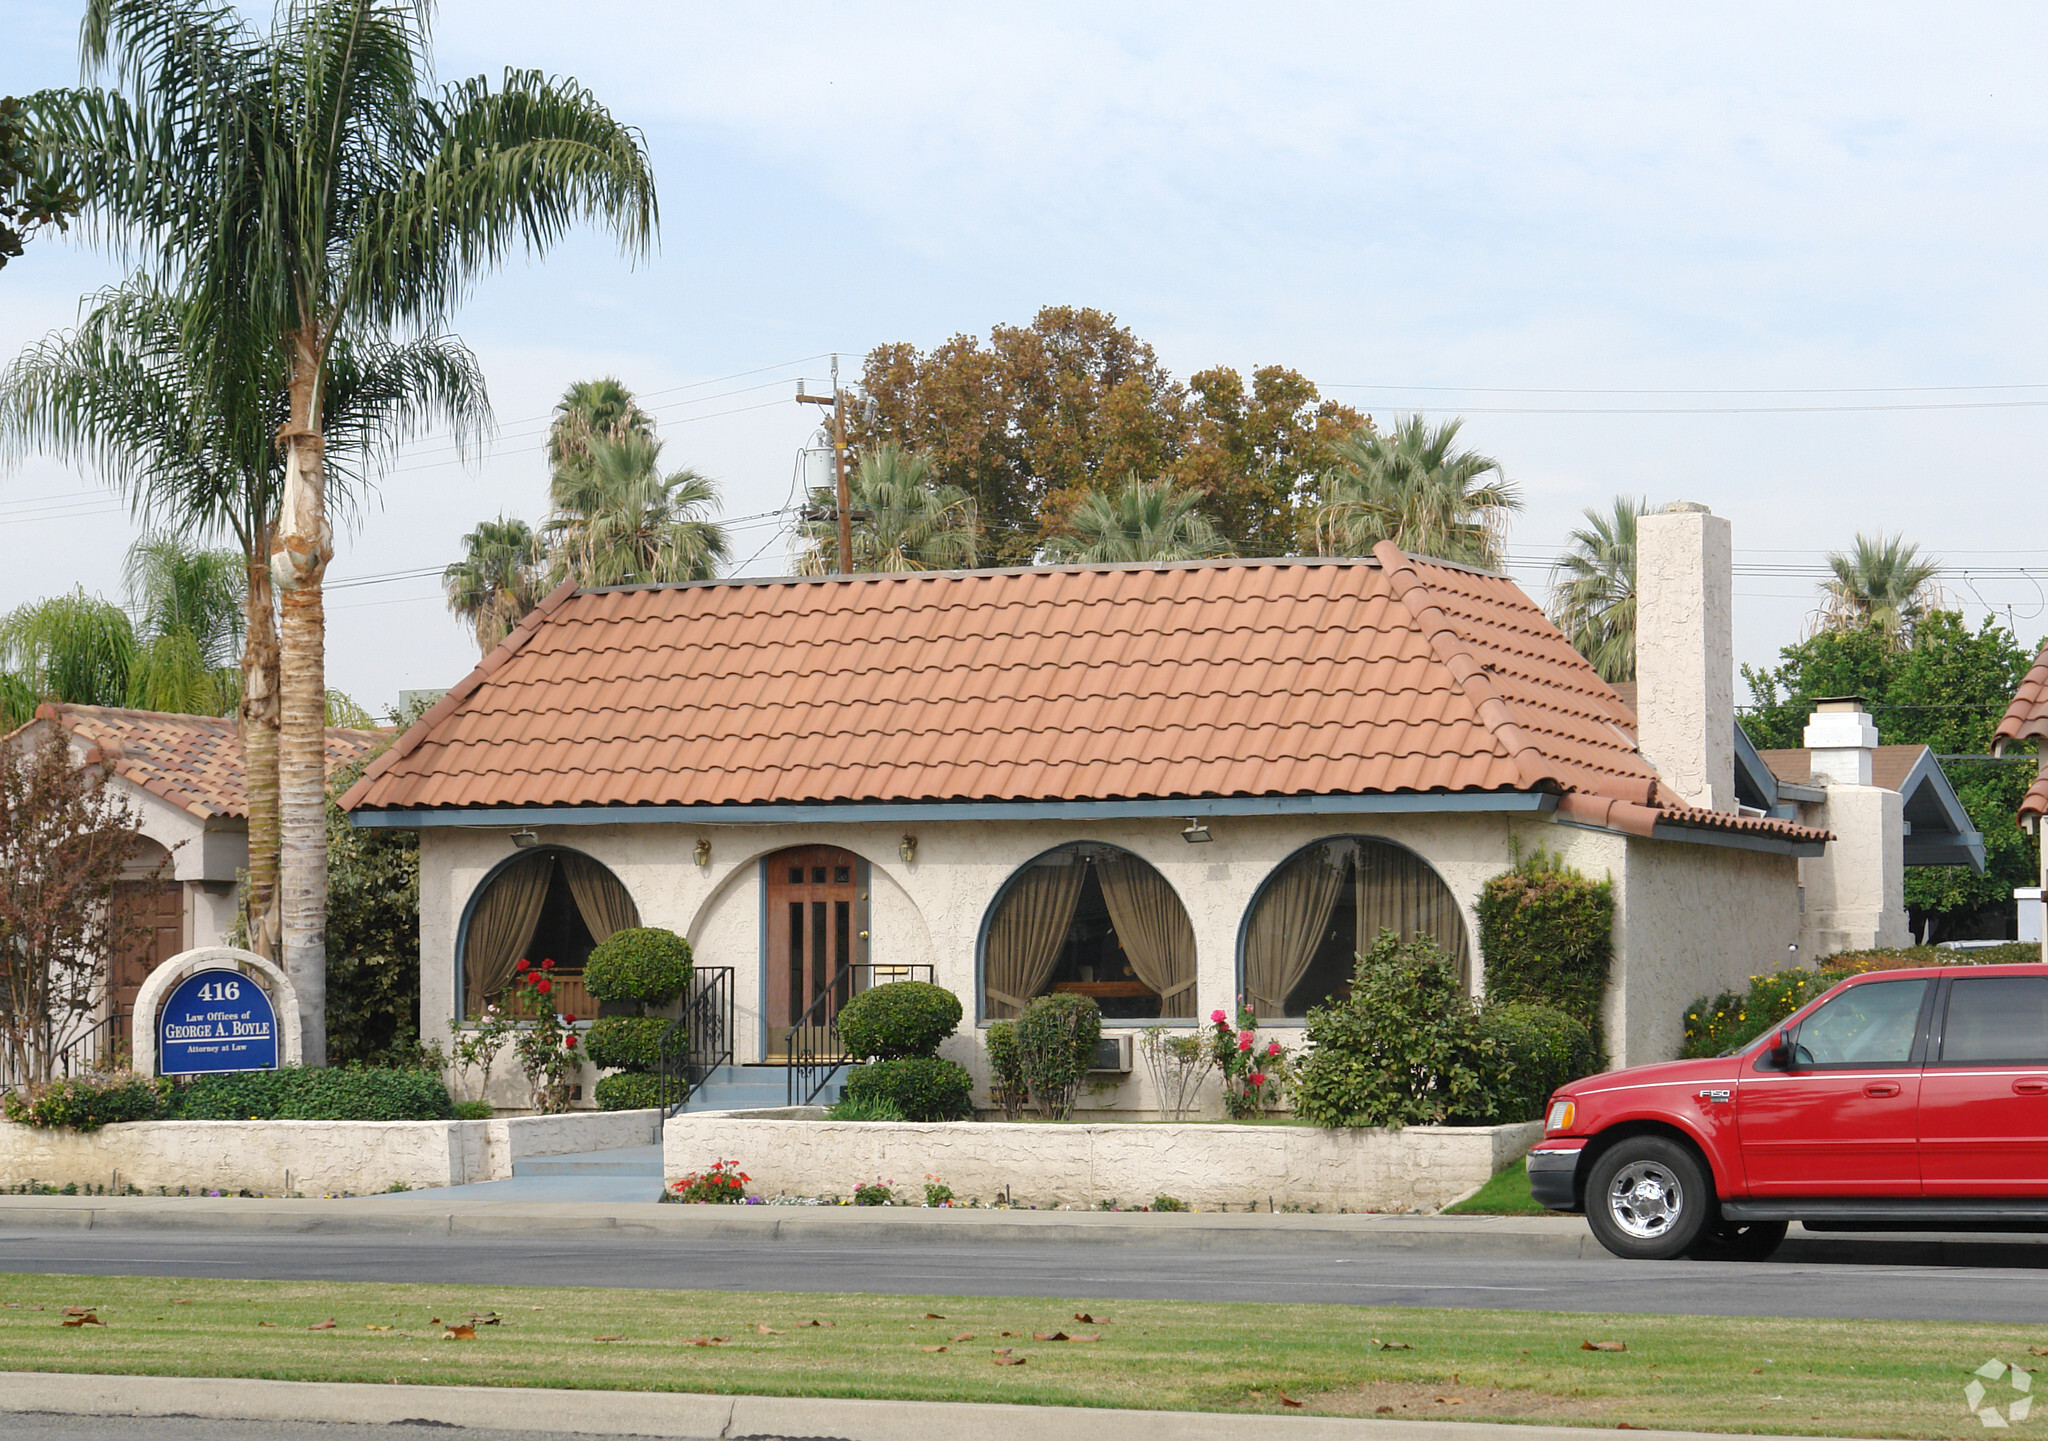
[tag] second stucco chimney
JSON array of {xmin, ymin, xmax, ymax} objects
[
  {"xmin": 1804, "ymin": 696, "xmax": 1879, "ymax": 786},
  {"xmin": 1636, "ymin": 501, "xmax": 1735, "ymax": 811}
]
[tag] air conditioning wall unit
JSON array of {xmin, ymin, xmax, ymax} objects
[{"xmin": 1087, "ymin": 1034, "xmax": 1133, "ymax": 1074}]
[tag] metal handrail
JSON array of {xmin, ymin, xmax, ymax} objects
[
  {"xmin": 657, "ymin": 968, "xmax": 734, "ymax": 1117},
  {"xmin": 784, "ymin": 963, "xmax": 934, "ymax": 1107}
]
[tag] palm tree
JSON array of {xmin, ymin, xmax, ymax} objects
[
  {"xmin": 444, "ymin": 517, "xmax": 548, "ymax": 653},
  {"xmin": 548, "ymin": 377, "xmax": 653, "ymax": 484},
  {"xmin": 1310, "ymin": 415, "xmax": 1520, "ymax": 568},
  {"xmin": 36, "ymin": 0, "xmax": 656, "ymax": 1061},
  {"xmin": 1549, "ymin": 497, "xmax": 1651, "ymax": 683},
  {"xmin": 1820, "ymin": 533, "xmax": 1944, "ymax": 650},
  {"xmin": 1044, "ymin": 475, "xmax": 1231, "ymax": 564},
  {"xmin": 546, "ymin": 434, "xmax": 729, "ymax": 587},
  {"xmin": 0, "ymin": 589, "xmax": 135, "ymax": 727},
  {"xmin": 798, "ymin": 443, "xmax": 979, "ymax": 574},
  {"xmin": 124, "ymin": 538, "xmax": 245, "ymax": 715},
  {"xmin": 0, "ymin": 280, "xmax": 487, "ymax": 962}
]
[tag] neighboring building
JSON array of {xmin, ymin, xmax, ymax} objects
[
  {"xmin": 344, "ymin": 511, "xmax": 1827, "ymax": 1113},
  {"xmin": 6, "ymin": 703, "xmax": 386, "ymax": 1048},
  {"xmin": 1995, "ymin": 645, "xmax": 2048, "ymax": 955}
]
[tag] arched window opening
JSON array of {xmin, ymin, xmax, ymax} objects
[
  {"xmin": 982, "ymin": 844, "xmax": 1195, "ymax": 1021},
  {"xmin": 459, "ymin": 848, "xmax": 639, "ymax": 1020},
  {"xmin": 1242, "ymin": 838, "xmax": 1469, "ymax": 1020}
]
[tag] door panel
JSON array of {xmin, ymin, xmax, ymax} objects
[
  {"xmin": 1737, "ymin": 977, "xmax": 1930, "ymax": 1196},
  {"xmin": 1919, "ymin": 975, "xmax": 2048, "ymax": 1196},
  {"xmin": 762, "ymin": 846, "xmax": 865, "ymax": 1055}
]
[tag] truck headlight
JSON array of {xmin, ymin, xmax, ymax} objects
[{"xmin": 1545, "ymin": 1099, "xmax": 1576, "ymax": 1132}]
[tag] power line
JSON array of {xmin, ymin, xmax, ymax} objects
[{"xmin": 1330, "ymin": 381, "xmax": 2048, "ymax": 397}]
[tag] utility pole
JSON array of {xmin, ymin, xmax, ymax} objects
[{"xmin": 795, "ymin": 355, "xmax": 852, "ymax": 574}]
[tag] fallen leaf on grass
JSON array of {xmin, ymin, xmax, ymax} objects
[
  {"xmin": 60, "ymin": 1313, "xmax": 103, "ymax": 1328},
  {"xmin": 364, "ymin": 1325, "xmax": 391, "ymax": 1332},
  {"xmin": 308, "ymin": 1320, "xmax": 337, "ymax": 1331},
  {"xmin": 1582, "ymin": 1341, "xmax": 1627, "ymax": 1353},
  {"xmin": 429, "ymin": 1318, "xmax": 439, "ymax": 1325},
  {"xmin": 1434, "ymin": 1396, "xmax": 1464, "ymax": 1405},
  {"xmin": 467, "ymin": 1313, "xmax": 501, "ymax": 1326},
  {"xmin": 997, "ymin": 1331, "xmax": 1016, "ymax": 1337},
  {"xmin": 1280, "ymin": 1392, "xmax": 1304, "ymax": 1409},
  {"xmin": 923, "ymin": 1312, "xmax": 946, "ymax": 1319},
  {"xmin": 1074, "ymin": 1312, "xmax": 1108, "ymax": 1323},
  {"xmin": 992, "ymin": 1347, "xmax": 1012, "ymax": 1356},
  {"xmin": 684, "ymin": 1336, "xmax": 726, "ymax": 1347},
  {"xmin": 1370, "ymin": 1338, "xmax": 1412, "ymax": 1351},
  {"xmin": 594, "ymin": 1334, "xmax": 625, "ymax": 1343},
  {"xmin": 920, "ymin": 1345, "xmax": 947, "ymax": 1353},
  {"xmin": 1374, "ymin": 1406, "xmax": 1395, "ymax": 1415},
  {"xmin": 951, "ymin": 1333, "xmax": 976, "ymax": 1342},
  {"xmin": 2033, "ymin": 1348, "xmax": 2048, "ymax": 1358},
  {"xmin": 754, "ymin": 1324, "xmax": 783, "ymax": 1335},
  {"xmin": 61, "ymin": 1307, "xmax": 96, "ymax": 1316},
  {"xmin": 801, "ymin": 1319, "xmax": 833, "ymax": 1328},
  {"xmin": 1033, "ymin": 1331, "xmax": 1070, "ymax": 1342},
  {"xmin": 442, "ymin": 1325, "xmax": 477, "ymax": 1341},
  {"xmin": 1618, "ymin": 1424, "xmax": 1647, "ymax": 1430},
  {"xmin": 257, "ymin": 1321, "xmax": 275, "ymax": 1328},
  {"xmin": 1070, "ymin": 1334, "xmax": 1101, "ymax": 1343},
  {"xmin": 171, "ymin": 1298, "xmax": 194, "ymax": 1305},
  {"xmin": 994, "ymin": 1355, "xmax": 1027, "ymax": 1366}
]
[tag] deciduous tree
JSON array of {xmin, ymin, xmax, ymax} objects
[{"xmin": 1174, "ymin": 365, "xmax": 1363, "ymax": 557}]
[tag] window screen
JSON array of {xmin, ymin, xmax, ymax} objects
[{"xmin": 1939, "ymin": 977, "xmax": 2048, "ymax": 1064}]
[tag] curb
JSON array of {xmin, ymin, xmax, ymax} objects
[{"xmin": 0, "ymin": 1371, "xmax": 1837, "ymax": 1441}]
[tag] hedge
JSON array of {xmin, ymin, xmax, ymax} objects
[
  {"xmin": 1476, "ymin": 1001, "xmax": 1603, "ymax": 1122},
  {"xmin": 841, "ymin": 1056, "xmax": 975, "ymax": 1121},
  {"xmin": 583, "ymin": 928, "xmax": 694, "ymax": 1011},
  {"xmin": 1476, "ymin": 846, "xmax": 1614, "ymax": 1053},
  {"xmin": 835, "ymin": 981, "xmax": 961, "ymax": 1060},
  {"xmin": 1012, "ymin": 992, "xmax": 1101, "ymax": 1120},
  {"xmin": 582, "ymin": 1016, "xmax": 671, "ymax": 1073},
  {"xmin": 594, "ymin": 1072, "xmax": 665, "ymax": 1112},
  {"xmin": 3, "ymin": 1074, "xmax": 169, "ymax": 1131},
  {"xmin": 169, "ymin": 1066, "xmax": 454, "ymax": 1122}
]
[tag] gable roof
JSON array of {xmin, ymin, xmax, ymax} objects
[
  {"xmin": 1758, "ymin": 744, "xmax": 1985, "ymax": 871},
  {"xmin": 342, "ymin": 544, "xmax": 1824, "ymax": 847},
  {"xmin": 23, "ymin": 703, "xmax": 388, "ymax": 822}
]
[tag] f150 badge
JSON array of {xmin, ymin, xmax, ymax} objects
[{"xmin": 1698, "ymin": 1088, "xmax": 1732, "ymax": 1103}]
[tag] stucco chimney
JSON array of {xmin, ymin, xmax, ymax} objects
[
  {"xmin": 1804, "ymin": 696, "xmax": 1879, "ymax": 786},
  {"xmin": 1635, "ymin": 501, "xmax": 1735, "ymax": 812}
]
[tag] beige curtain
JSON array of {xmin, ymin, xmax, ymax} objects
[
  {"xmin": 1095, "ymin": 857, "xmax": 1197, "ymax": 1017},
  {"xmin": 1243, "ymin": 847, "xmax": 1346, "ymax": 1016},
  {"xmin": 1356, "ymin": 839, "xmax": 1471, "ymax": 986},
  {"xmin": 983, "ymin": 857, "xmax": 1088, "ymax": 1018},
  {"xmin": 463, "ymin": 853, "xmax": 553, "ymax": 1015},
  {"xmin": 559, "ymin": 851, "xmax": 641, "ymax": 945}
]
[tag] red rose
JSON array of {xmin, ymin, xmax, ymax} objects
[
  {"xmin": 1248, "ymin": 1071, "xmax": 1266, "ymax": 1087},
  {"xmin": 1266, "ymin": 1040, "xmax": 1283, "ymax": 1057},
  {"xmin": 542, "ymin": 958, "xmax": 555, "ymax": 970},
  {"xmin": 1237, "ymin": 1032, "xmax": 1254, "ymax": 1052},
  {"xmin": 564, "ymin": 1035, "xmax": 576, "ymax": 1048},
  {"xmin": 536, "ymin": 978, "xmax": 552, "ymax": 995},
  {"xmin": 515, "ymin": 958, "xmax": 530, "ymax": 973}
]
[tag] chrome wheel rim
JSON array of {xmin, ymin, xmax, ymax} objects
[{"xmin": 1606, "ymin": 1160, "xmax": 1684, "ymax": 1240}]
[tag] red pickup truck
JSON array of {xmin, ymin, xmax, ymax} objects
[{"xmin": 1527, "ymin": 963, "xmax": 2048, "ymax": 1260}]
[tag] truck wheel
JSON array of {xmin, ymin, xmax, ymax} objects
[
  {"xmin": 1584, "ymin": 1136, "xmax": 1711, "ymax": 1260},
  {"xmin": 1687, "ymin": 1218, "xmax": 1788, "ymax": 1262}
]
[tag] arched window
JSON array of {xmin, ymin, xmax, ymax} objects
[
  {"xmin": 981, "ymin": 844, "xmax": 1195, "ymax": 1021},
  {"xmin": 458, "ymin": 847, "xmax": 639, "ymax": 1020},
  {"xmin": 1240, "ymin": 837, "xmax": 1469, "ymax": 1020}
]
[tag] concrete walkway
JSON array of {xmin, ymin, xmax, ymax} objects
[
  {"xmin": 366, "ymin": 1144, "xmax": 665, "ymax": 1204},
  {"xmin": 0, "ymin": 1371, "xmax": 1841, "ymax": 1441}
]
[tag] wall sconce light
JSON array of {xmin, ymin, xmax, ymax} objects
[
  {"xmin": 1180, "ymin": 817, "xmax": 1212, "ymax": 844},
  {"xmin": 510, "ymin": 827, "xmax": 540, "ymax": 849},
  {"xmin": 899, "ymin": 834, "xmax": 918, "ymax": 864},
  {"xmin": 694, "ymin": 837, "xmax": 712, "ymax": 869}
]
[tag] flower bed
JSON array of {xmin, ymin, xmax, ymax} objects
[{"xmin": 663, "ymin": 1109, "xmax": 1542, "ymax": 1213}]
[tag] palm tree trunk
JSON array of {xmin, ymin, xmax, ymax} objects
[
  {"xmin": 274, "ymin": 338, "xmax": 333, "ymax": 1066},
  {"xmin": 240, "ymin": 532, "xmax": 281, "ymax": 962}
]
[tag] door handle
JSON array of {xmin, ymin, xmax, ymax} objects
[
  {"xmin": 1863, "ymin": 1082, "xmax": 1903, "ymax": 1098},
  {"xmin": 2014, "ymin": 1078, "xmax": 2048, "ymax": 1095}
]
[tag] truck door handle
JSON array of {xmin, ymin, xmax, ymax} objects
[
  {"xmin": 2014, "ymin": 1078, "xmax": 2048, "ymax": 1095},
  {"xmin": 1863, "ymin": 1082, "xmax": 1902, "ymax": 1098}
]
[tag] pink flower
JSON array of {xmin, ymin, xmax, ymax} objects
[
  {"xmin": 1266, "ymin": 1040, "xmax": 1283, "ymax": 1057},
  {"xmin": 1238, "ymin": 1031, "xmax": 1255, "ymax": 1052},
  {"xmin": 1248, "ymin": 1071, "xmax": 1267, "ymax": 1087},
  {"xmin": 1210, "ymin": 1009, "xmax": 1227, "ymax": 1025}
]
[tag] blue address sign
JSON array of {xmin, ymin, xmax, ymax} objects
[{"xmin": 158, "ymin": 968, "xmax": 279, "ymax": 1075}]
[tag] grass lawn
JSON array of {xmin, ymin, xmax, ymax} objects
[
  {"xmin": 1442, "ymin": 1161, "xmax": 1552, "ymax": 1216},
  {"xmin": 1, "ymin": 1270, "xmax": 2039, "ymax": 1435}
]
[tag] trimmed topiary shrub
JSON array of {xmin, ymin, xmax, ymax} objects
[
  {"xmin": 3, "ymin": 1074, "xmax": 168, "ymax": 1130},
  {"xmin": 583, "ymin": 928, "xmax": 694, "ymax": 1012},
  {"xmin": 983, "ymin": 1019, "xmax": 1029, "ymax": 1119},
  {"xmin": 593, "ymin": 1071, "xmax": 664, "ymax": 1112},
  {"xmin": 1013, "ymin": 992, "xmax": 1101, "ymax": 1120},
  {"xmin": 169, "ymin": 1066, "xmax": 454, "ymax": 1122},
  {"xmin": 1292, "ymin": 932, "xmax": 1497, "ymax": 1128},
  {"xmin": 835, "ymin": 981, "xmax": 961, "ymax": 1061},
  {"xmin": 841, "ymin": 1056, "xmax": 975, "ymax": 1121},
  {"xmin": 1476, "ymin": 846, "xmax": 1615, "ymax": 1052},
  {"xmin": 582, "ymin": 1016, "xmax": 670, "ymax": 1073},
  {"xmin": 1476, "ymin": 1001, "xmax": 1604, "ymax": 1122}
]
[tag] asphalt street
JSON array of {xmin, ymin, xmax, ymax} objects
[
  {"xmin": 4, "ymin": 1226, "xmax": 2048, "ymax": 1322},
  {"xmin": 0, "ymin": 1418, "xmax": 689, "ymax": 1441}
]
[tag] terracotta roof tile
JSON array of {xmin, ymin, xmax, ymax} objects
[
  {"xmin": 1997, "ymin": 645, "xmax": 2048, "ymax": 748},
  {"xmin": 340, "ymin": 549, "xmax": 1811, "ymax": 846},
  {"xmin": 22, "ymin": 704, "xmax": 387, "ymax": 820},
  {"xmin": 2022, "ymin": 772, "xmax": 2048, "ymax": 822}
]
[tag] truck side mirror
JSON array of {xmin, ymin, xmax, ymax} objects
[{"xmin": 1772, "ymin": 1027, "xmax": 1797, "ymax": 1069}]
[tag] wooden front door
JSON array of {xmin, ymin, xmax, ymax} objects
[
  {"xmin": 109, "ymin": 879, "xmax": 185, "ymax": 1054},
  {"xmin": 764, "ymin": 846, "xmax": 866, "ymax": 1053}
]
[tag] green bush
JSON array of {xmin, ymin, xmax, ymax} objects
[
  {"xmin": 593, "ymin": 1072, "xmax": 665, "ymax": 1111},
  {"xmin": 1476, "ymin": 1001, "xmax": 1603, "ymax": 1122},
  {"xmin": 582, "ymin": 1016, "xmax": 671, "ymax": 1073},
  {"xmin": 983, "ymin": 1018, "xmax": 1029, "ymax": 1117},
  {"xmin": 169, "ymin": 1066, "xmax": 453, "ymax": 1122},
  {"xmin": 3, "ymin": 1074, "xmax": 168, "ymax": 1131},
  {"xmin": 841, "ymin": 1056, "xmax": 975, "ymax": 1121},
  {"xmin": 1292, "ymin": 932, "xmax": 1497, "ymax": 1128},
  {"xmin": 1013, "ymin": 992, "xmax": 1101, "ymax": 1119},
  {"xmin": 583, "ymin": 928, "xmax": 694, "ymax": 1012},
  {"xmin": 451, "ymin": 1100, "xmax": 495, "ymax": 1121},
  {"xmin": 823, "ymin": 1093, "xmax": 906, "ymax": 1122},
  {"xmin": 1476, "ymin": 847, "xmax": 1614, "ymax": 1050},
  {"xmin": 835, "ymin": 981, "xmax": 961, "ymax": 1060}
]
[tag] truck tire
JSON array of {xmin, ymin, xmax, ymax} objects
[
  {"xmin": 1687, "ymin": 1217, "xmax": 1788, "ymax": 1262},
  {"xmin": 1584, "ymin": 1136, "xmax": 1711, "ymax": 1260}
]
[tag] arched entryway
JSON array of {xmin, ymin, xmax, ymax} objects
[
  {"xmin": 457, "ymin": 847, "xmax": 639, "ymax": 1020},
  {"xmin": 979, "ymin": 843, "xmax": 1196, "ymax": 1021}
]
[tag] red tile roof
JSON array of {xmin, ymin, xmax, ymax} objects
[
  {"xmin": 1997, "ymin": 645, "xmax": 2048, "ymax": 823},
  {"xmin": 26, "ymin": 704, "xmax": 387, "ymax": 821},
  {"xmin": 342, "ymin": 545, "xmax": 1825, "ymax": 846}
]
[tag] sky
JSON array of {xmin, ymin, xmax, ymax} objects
[{"xmin": 4, "ymin": 2, "xmax": 2047, "ymax": 717}]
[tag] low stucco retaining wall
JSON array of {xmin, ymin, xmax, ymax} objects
[
  {"xmin": 0, "ymin": 1109, "xmax": 661, "ymax": 1195},
  {"xmin": 664, "ymin": 1112, "xmax": 1543, "ymax": 1212}
]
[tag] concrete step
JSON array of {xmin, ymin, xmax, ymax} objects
[
  {"xmin": 513, "ymin": 1145, "xmax": 664, "ymax": 1178},
  {"xmin": 672, "ymin": 1063, "xmax": 846, "ymax": 1113}
]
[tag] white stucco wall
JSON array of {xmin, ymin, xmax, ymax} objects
[
  {"xmin": 665, "ymin": 1111, "xmax": 1543, "ymax": 1213},
  {"xmin": 1795, "ymin": 784, "xmax": 1910, "ymax": 958}
]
